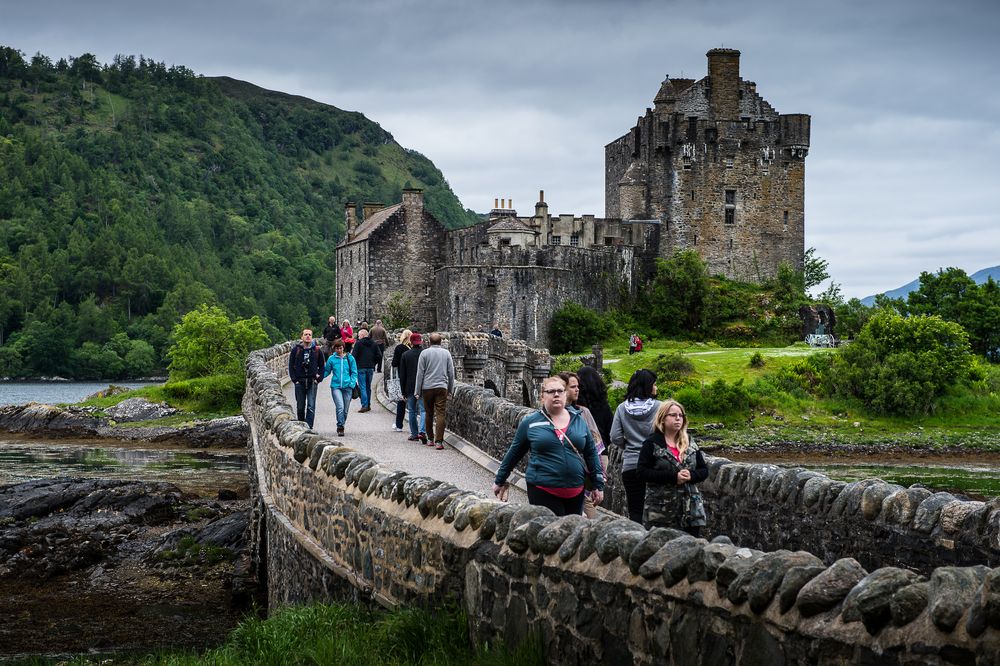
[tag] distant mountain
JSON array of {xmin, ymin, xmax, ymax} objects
[{"xmin": 861, "ymin": 265, "xmax": 1000, "ymax": 306}]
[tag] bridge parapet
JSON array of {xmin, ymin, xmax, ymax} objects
[{"xmin": 244, "ymin": 340, "xmax": 1000, "ymax": 663}]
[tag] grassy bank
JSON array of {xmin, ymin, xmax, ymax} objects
[
  {"xmin": 17, "ymin": 602, "xmax": 541, "ymax": 666},
  {"xmin": 590, "ymin": 339, "xmax": 1000, "ymax": 451},
  {"xmin": 72, "ymin": 374, "xmax": 245, "ymax": 421}
]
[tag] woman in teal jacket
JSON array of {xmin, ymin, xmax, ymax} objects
[
  {"xmin": 493, "ymin": 376, "xmax": 605, "ymax": 516},
  {"xmin": 323, "ymin": 339, "xmax": 358, "ymax": 437}
]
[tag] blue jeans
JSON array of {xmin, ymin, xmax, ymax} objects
[
  {"xmin": 293, "ymin": 380, "xmax": 318, "ymax": 428},
  {"xmin": 330, "ymin": 387, "xmax": 353, "ymax": 428},
  {"xmin": 358, "ymin": 368, "xmax": 374, "ymax": 408},
  {"xmin": 406, "ymin": 395, "xmax": 426, "ymax": 436}
]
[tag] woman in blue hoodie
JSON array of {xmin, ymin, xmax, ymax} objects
[
  {"xmin": 322, "ymin": 339, "xmax": 358, "ymax": 437},
  {"xmin": 611, "ymin": 369, "xmax": 660, "ymax": 524}
]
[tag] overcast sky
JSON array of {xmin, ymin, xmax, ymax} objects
[{"xmin": 3, "ymin": 0, "xmax": 998, "ymax": 298}]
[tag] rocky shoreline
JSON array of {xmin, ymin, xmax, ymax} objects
[
  {"xmin": 0, "ymin": 398, "xmax": 248, "ymax": 448},
  {"xmin": 0, "ymin": 477, "xmax": 254, "ymax": 657}
]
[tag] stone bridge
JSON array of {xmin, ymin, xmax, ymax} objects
[{"xmin": 244, "ymin": 337, "xmax": 1000, "ymax": 664}]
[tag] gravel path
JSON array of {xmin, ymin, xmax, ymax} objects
[{"xmin": 283, "ymin": 374, "xmax": 526, "ymax": 504}]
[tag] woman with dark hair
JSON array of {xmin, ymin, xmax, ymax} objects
[
  {"xmin": 575, "ymin": 366, "xmax": 613, "ymax": 447},
  {"xmin": 559, "ymin": 371, "xmax": 608, "ymax": 518},
  {"xmin": 610, "ymin": 369, "xmax": 661, "ymax": 524}
]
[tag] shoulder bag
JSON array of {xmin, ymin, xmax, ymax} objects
[{"xmin": 386, "ymin": 365, "xmax": 403, "ymax": 402}]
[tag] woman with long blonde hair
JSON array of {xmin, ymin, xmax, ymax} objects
[{"xmin": 635, "ymin": 399, "xmax": 708, "ymax": 536}]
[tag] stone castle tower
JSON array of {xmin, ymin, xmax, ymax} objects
[{"xmin": 605, "ymin": 48, "xmax": 810, "ymax": 281}]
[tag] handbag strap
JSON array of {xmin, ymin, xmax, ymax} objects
[{"xmin": 540, "ymin": 409, "xmax": 589, "ymax": 473}]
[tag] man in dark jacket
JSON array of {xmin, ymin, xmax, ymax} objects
[
  {"xmin": 288, "ymin": 329, "xmax": 325, "ymax": 428},
  {"xmin": 322, "ymin": 316, "xmax": 341, "ymax": 354},
  {"xmin": 398, "ymin": 332, "xmax": 426, "ymax": 442},
  {"xmin": 351, "ymin": 328, "xmax": 382, "ymax": 412}
]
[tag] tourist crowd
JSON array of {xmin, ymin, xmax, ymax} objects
[{"xmin": 291, "ymin": 319, "xmax": 706, "ymax": 533}]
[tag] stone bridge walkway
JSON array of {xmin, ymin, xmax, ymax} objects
[{"xmin": 283, "ymin": 373, "xmax": 527, "ymax": 504}]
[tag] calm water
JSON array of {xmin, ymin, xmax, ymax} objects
[
  {"xmin": 796, "ymin": 462, "xmax": 1000, "ymax": 500},
  {"xmin": 0, "ymin": 438, "xmax": 249, "ymax": 498},
  {"xmin": 0, "ymin": 381, "xmax": 159, "ymax": 406}
]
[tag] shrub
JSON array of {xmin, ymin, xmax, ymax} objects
[
  {"xmin": 831, "ymin": 311, "xmax": 972, "ymax": 416},
  {"xmin": 649, "ymin": 352, "xmax": 695, "ymax": 382},
  {"xmin": 672, "ymin": 379, "xmax": 756, "ymax": 417},
  {"xmin": 748, "ymin": 351, "xmax": 766, "ymax": 368},
  {"xmin": 549, "ymin": 302, "xmax": 604, "ymax": 354},
  {"xmin": 162, "ymin": 373, "xmax": 245, "ymax": 412},
  {"xmin": 167, "ymin": 304, "xmax": 268, "ymax": 380}
]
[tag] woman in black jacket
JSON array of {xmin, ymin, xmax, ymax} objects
[
  {"xmin": 389, "ymin": 329, "xmax": 412, "ymax": 431},
  {"xmin": 635, "ymin": 400, "xmax": 708, "ymax": 536}
]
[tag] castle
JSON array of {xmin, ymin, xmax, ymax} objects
[{"xmin": 336, "ymin": 48, "xmax": 810, "ymax": 346}]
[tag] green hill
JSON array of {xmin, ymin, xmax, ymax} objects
[{"xmin": 0, "ymin": 47, "xmax": 478, "ymax": 379}]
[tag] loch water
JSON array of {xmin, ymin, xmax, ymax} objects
[{"xmin": 0, "ymin": 381, "xmax": 159, "ymax": 406}]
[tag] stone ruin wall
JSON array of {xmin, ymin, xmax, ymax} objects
[
  {"xmin": 434, "ymin": 243, "xmax": 639, "ymax": 348},
  {"xmin": 244, "ymin": 341, "xmax": 1000, "ymax": 664}
]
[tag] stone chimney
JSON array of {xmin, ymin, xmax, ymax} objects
[
  {"xmin": 534, "ymin": 189, "xmax": 549, "ymax": 231},
  {"xmin": 362, "ymin": 201, "xmax": 384, "ymax": 221},
  {"xmin": 707, "ymin": 48, "xmax": 741, "ymax": 121},
  {"xmin": 345, "ymin": 202, "xmax": 357, "ymax": 240},
  {"xmin": 402, "ymin": 188, "xmax": 424, "ymax": 214}
]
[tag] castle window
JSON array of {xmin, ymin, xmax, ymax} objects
[
  {"xmin": 570, "ymin": 234, "xmax": 579, "ymax": 247},
  {"xmin": 783, "ymin": 211, "xmax": 789, "ymax": 230},
  {"xmin": 725, "ymin": 209, "xmax": 735, "ymax": 225},
  {"xmin": 691, "ymin": 190, "xmax": 695, "ymax": 200},
  {"xmin": 552, "ymin": 235, "xmax": 561, "ymax": 245},
  {"xmin": 358, "ymin": 279, "xmax": 362, "ymax": 294},
  {"xmin": 500, "ymin": 237, "xmax": 511, "ymax": 247},
  {"xmin": 725, "ymin": 157, "xmax": 734, "ymax": 169},
  {"xmin": 604, "ymin": 237, "xmax": 614, "ymax": 245},
  {"xmin": 725, "ymin": 190, "xmax": 736, "ymax": 206},
  {"xmin": 349, "ymin": 282, "xmax": 353, "ymax": 297},
  {"xmin": 683, "ymin": 156, "xmax": 692, "ymax": 170},
  {"xmin": 687, "ymin": 117, "xmax": 698, "ymax": 142}
]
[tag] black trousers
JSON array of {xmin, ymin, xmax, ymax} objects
[
  {"xmin": 621, "ymin": 469, "xmax": 646, "ymax": 524},
  {"xmin": 527, "ymin": 484, "xmax": 585, "ymax": 517}
]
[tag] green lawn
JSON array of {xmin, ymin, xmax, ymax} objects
[{"xmin": 594, "ymin": 338, "xmax": 1000, "ymax": 450}]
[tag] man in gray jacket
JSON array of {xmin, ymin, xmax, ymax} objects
[{"xmin": 414, "ymin": 332, "xmax": 455, "ymax": 450}]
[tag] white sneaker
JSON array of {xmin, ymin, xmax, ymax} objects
[{"xmin": 391, "ymin": 426, "xmax": 403, "ymax": 432}]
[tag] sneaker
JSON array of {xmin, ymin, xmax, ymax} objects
[
  {"xmin": 391, "ymin": 425, "xmax": 403, "ymax": 432},
  {"xmin": 418, "ymin": 432, "xmax": 427, "ymax": 445},
  {"xmin": 435, "ymin": 441, "xmax": 445, "ymax": 450},
  {"xmin": 407, "ymin": 435, "xmax": 420, "ymax": 441},
  {"xmin": 337, "ymin": 426, "xmax": 344, "ymax": 436}
]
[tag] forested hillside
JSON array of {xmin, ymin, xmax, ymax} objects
[{"xmin": 0, "ymin": 46, "xmax": 478, "ymax": 379}]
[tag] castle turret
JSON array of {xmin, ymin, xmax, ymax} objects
[
  {"xmin": 345, "ymin": 202, "xmax": 357, "ymax": 240},
  {"xmin": 779, "ymin": 113, "xmax": 811, "ymax": 158},
  {"xmin": 707, "ymin": 48, "xmax": 741, "ymax": 120}
]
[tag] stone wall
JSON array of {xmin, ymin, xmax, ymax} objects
[
  {"xmin": 435, "ymin": 245, "xmax": 637, "ymax": 347},
  {"xmin": 244, "ymin": 341, "xmax": 1000, "ymax": 663},
  {"xmin": 384, "ymin": 332, "xmax": 551, "ymax": 407}
]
